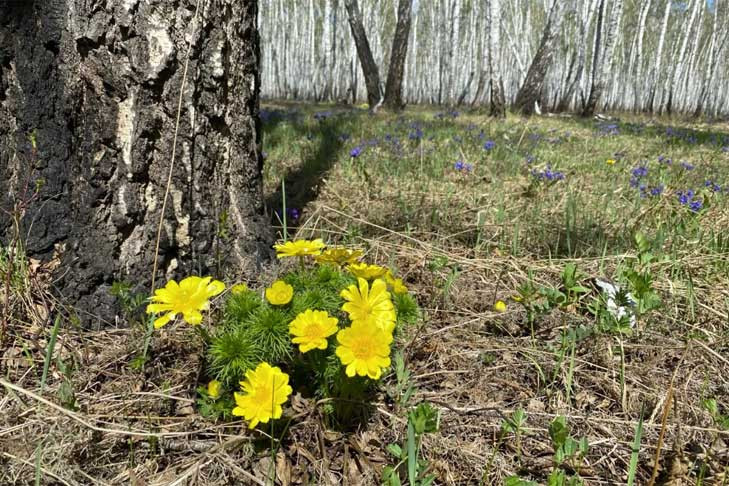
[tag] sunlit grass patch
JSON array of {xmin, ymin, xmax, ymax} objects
[{"xmin": 259, "ymin": 103, "xmax": 729, "ymax": 484}]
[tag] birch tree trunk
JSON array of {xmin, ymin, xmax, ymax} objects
[
  {"xmin": 0, "ymin": 0, "xmax": 269, "ymax": 326},
  {"xmin": 384, "ymin": 0, "xmax": 412, "ymax": 110},
  {"xmin": 695, "ymin": 0, "xmax": 720, "ymax": 116},
  {"xmin": 632, "ymin": 0, "xmax": 651, "ymax": 111},
  {"xmin": 583, "ymin": 0, "xmax": 623, "ymax": 116},
  {"xmin": 665, "ymin": 0, "xmax": 700, "ymax": 114},
  {"xmin": 489, "ymin": 0, "xmax": 506, "ymax": 117},
  {"xmin": 344, "ymin": 0, "xmax": 382, "ymax": 107},
  {"xmin": 513, "ymin": 0, "xmax": 566, "ymax": 115},
  {"xmin": 649, "ymin": 0, "xmax": 672, "ymax": 113},
  {"xmin": 254, "ymin": 0, "xmax": 729, "ymax": 117}
]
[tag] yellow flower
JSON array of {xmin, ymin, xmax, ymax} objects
[
  {"xmin": 606, "ymin": 159, "xmax": 616, "ymax": 165},
  {"xmin": 289, "ymin": 309, "xmax": 339, "ymax": 353},
  {"xmin": 314, "ymin": 247, "xmax": 363, "ymax": 266},
  {"xmin": 336, "ymin": 321, "xmax": 393, "ymax": 379},
  {"xmin": 146, "ymin": 276, "xmax": 225, "ymax": 329},
  {"xmin": 347, "ymin": 262, "xmax": 388, "ymax": 280},
  {"xmin": 384, "ymin": 271, "xmax": 409, "ymax": 294},
  {"xmin": 231, "ymin": 283, "xmax": 249, "ymax": 295},
  {"xmin": 493, "ymin": 300, "xmax": 507, "ymax": 313},
  {"xmin": 340, "ymin": 278, "xmax": 396, "ymax": 333},
  {"xmin": 273, "ymin": 239, "xmax": 326, "ymax": 258},
  {"xmin": 511, "ymin": 295, "xmax": 523, "ymax": 303},
  {"xmin": 265, "ymin": 280, "xmax": 294, "ymax": 305},
  {"xmin": 207, "ymin": 380, "xmax": 222, "ymax": 400},
  {"xmin": 232, "ymin": 362, "xmax": 293, "ymax": 429}
]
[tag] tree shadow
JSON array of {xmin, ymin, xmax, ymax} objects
[{"xmin": 263, "ymin": 105, "xmax": 361, "ymax": 230}]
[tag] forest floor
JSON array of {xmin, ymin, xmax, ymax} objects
[{"xmin": 2, "ymin": 103, "xmax": 729, "ymax": 485}]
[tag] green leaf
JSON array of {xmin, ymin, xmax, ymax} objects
[
  {"xmin": 505, "ymin": 477, "xmax": 538, "ymax": 486},
  {"xmin": 546, "ymin": 470, "xmax": 563, "ymax": 486},
  {"xmin": 627, "ymin": 410, "xmax": 644, "ymax": 486},
  {"xmin": 386, "ymin": 443, "xmax": 403, "ymax": 459},
  {"xmin": 409, "ymin": 402, "xmax": 440, "ymax": 435},
  {"xmin": 571, "ymin": 285, "xmax": 591, "ymax": 294},
  {"xmin": 407, "ymin": 420, "xmax": 417, "ymax": 486},
  {"xmin": 421, "ymin": 474, "xmax": 436, "ymax": 486},
  {"xmin": 549, "ymin": 416, "xmax": 568, "ymax": 448},
  {"xmin": 382, "ymin": 466, "xmax": 401, "ymax": 486}
]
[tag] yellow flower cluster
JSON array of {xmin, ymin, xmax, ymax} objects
[
  {"xmin": 147, "ymin": 241, "xmax": 412, "ymax": 430},
  {"xmin": 336, "ymin": 277, "xmax": 397, "ymax": 380}
]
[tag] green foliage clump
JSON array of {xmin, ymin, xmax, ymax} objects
[
  {"xmin": 208, "ymin": 325, "xmax": 263, "ymax": 388},
  {"xmin": 203, "ymin": 247, "xmax": 421, "ymax": 428},
  {"xmin": 393, "ymin": 292, "xmax": 420, "ymax": 327},
  {"xmin": 245, "ymin": 306, "xmax": 294, "ymax": 363},
  {"xmin": 223, "ymin": 290, "xmax": 263, "ymax": 326}
]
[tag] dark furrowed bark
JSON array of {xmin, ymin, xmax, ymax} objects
[
  {"xmin": 344, "ymin": 0, "xmax": 382, "ymax": 108},
  {"xmin": 512, "ymin": 1, "xmax": 565, "ymax": 116},
  {"xmin": 0, "ymin": 0, "xmax": 270, "ymax": 327},
  {"xmin": 384, "ymin": 0, "xmax": 412, "ymax": 111}
]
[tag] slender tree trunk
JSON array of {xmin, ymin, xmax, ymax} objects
[
  {"xmin": 632, "ymin": 0, "xmax": 651, "ymax": 111},
  {"xmin": 0, "ymin": 0, "xmax": 270, "ymax": 326},
  {"xmin": 649, "ymin": 0, "xmax": 672, "ymax": 113},
  {"xmin": 695, "ymin": 0, "xmax": 720, "ymax": 117},
  {"xmin": 344, "ymin": 0, "xmax": 382, "ymax": 107},
  {"xmin": 384, "ymin": 0, "xmax": 412, "ymax": 110},
  {"xmin": 489, "ymin": 0, "xmax": 506, "ymax": 117},
  {"xmin": 513, "ymin": 0, "xmax": 566, "ymax": 115},
  {"xmin": 583, "ymin": 0, "xmax": 623, "ymax": 116}
]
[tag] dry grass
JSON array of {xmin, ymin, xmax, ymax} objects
[{"xmin": 2, "ymin": 104, "xmax": 729, "ymax": 485}]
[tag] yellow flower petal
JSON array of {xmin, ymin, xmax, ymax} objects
[
  {"xmin": 340, "ymin": 278, "xmax": 396, "ymax": 333},
  {"xmin": 153, "ymin": 312, "xmax": 175, "ymax": 329},
  {"xmin": 493, "ymin": 300, "xmax": 507, "ymax": 313},
  {"xmin": 289, "ymin": 309, "xmax": 338, "ymax": 353},
  {"xmin": 232, "ymin": 362, "xmax": 292, "ymax": 429},
  {"xmin": 231, "ymin": 283, "xmax": 249, "ymax": 295},
  {"xmin": 265, "ymin": 280, "xmax": 294, "ymax": 305},
  {"xmin": 314, "ymin": 247, "xmax": 363, "ymax": 266},
  {"xmin": 146, "ymin": 275, "xmax": 224, "ymax": 327},
  {"xmin": 183, "ymin": 310, "xmax": 203, "ymax": 325},
  {"xmin": 273, "ymin": 239, "xmax": 326, "ymax": 258},
  {"xmin": 207, "ymin": 380, "xmax": 222, "ymax": 399},
  {"xmin": 335, "ymin": 322, "xmax": 392, "ymax": 380},
  {"xmin": 348, "ymin": 262, "xmax": 388, "ymax": 280}
]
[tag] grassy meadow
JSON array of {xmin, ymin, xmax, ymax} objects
[
  {"xmin": 261, "ymin": 103, "xmax": 729, "ymax": 484},
  {"xmin": 2, "ymin": 102, "xmax": 729, "ymax": 485}
]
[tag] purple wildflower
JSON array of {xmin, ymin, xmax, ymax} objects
[{"xmin": 632, "ymin": 166, "xmax": 648, "ymax": 178}]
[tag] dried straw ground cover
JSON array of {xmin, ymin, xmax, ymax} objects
[{"xmin": 2, "ymin": 103, "xmax": 729, "ymax": 484}]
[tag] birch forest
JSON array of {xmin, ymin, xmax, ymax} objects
[{"xmin": 259, "ymin": 0, "xmax": 729, "ymax": 116}]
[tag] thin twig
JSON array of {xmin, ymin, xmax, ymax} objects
[
  {"xmin": 0, "ymin": 378, "xmax": 224, "ymax": 438},
  {"xmin": 2, "ymin": 451, "xmax": 75, "ymax": 486},
  {"xmin": 150, "ymin": 0, "xmax": 202, "ymax": 293}
]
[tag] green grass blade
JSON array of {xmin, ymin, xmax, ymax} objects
[
  {"xmin": 407, "ymin": 420, "xmax": 416, "ymax": 485},
  {"xmin": 40, "ymin": 316, "xmax": 61, "ymax": 392},
  {"xmin": 627, "ymin": 408, "xmax": 644, "ymax": 486}
]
